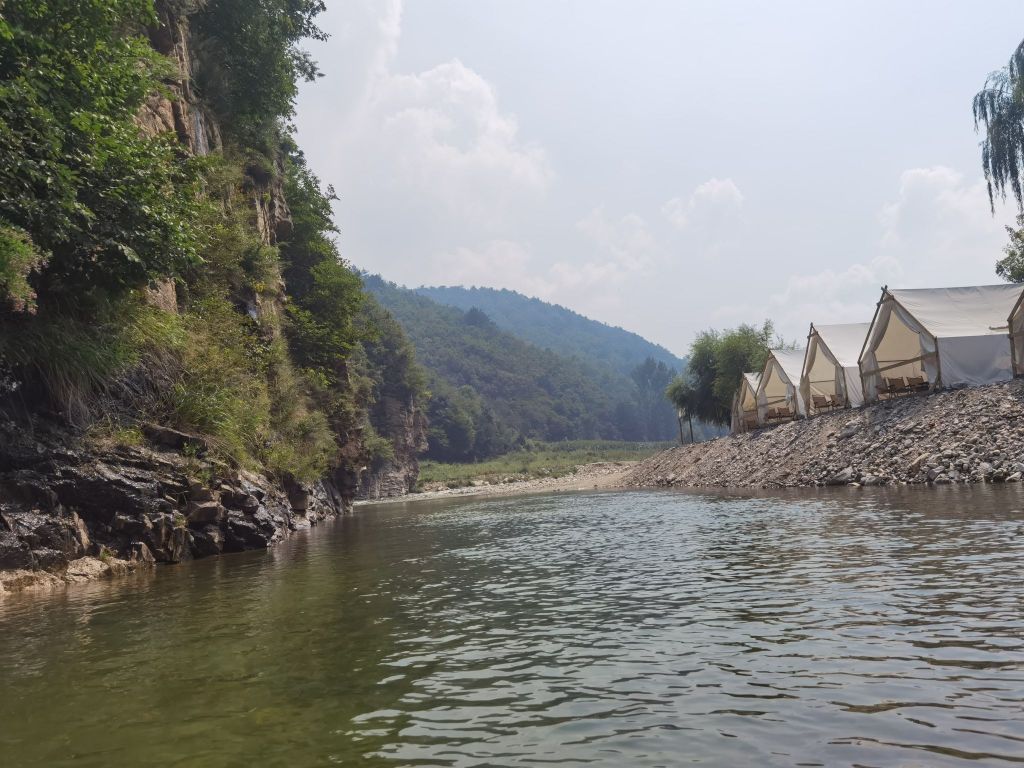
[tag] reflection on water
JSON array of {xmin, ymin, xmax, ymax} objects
[{"xmin": 1, "ymin": 486, "xmax": 1024, "ymax": 767}]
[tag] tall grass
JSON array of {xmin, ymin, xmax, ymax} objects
[{"xmin": 418, "ymin": 440, "xmax": 671, "ymax": 489}]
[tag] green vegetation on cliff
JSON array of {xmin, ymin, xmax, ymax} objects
[{"xmin": 0, "ymin": 0, "xmax": 424, "ymax": 484}]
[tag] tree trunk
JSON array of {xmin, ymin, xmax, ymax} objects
[{"xmin": 687, "ymin": 414, "xmax": 694, "ymax": 444}]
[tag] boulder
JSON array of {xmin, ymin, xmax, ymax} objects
[
  {"xmin": 127, "ymin": 541, "xmax": 156, "ymax": 565},
  {"xmin": 187, "ymin": 500, "xmax": 226, "ymax": 525},
  {"xmin": 827, "ymin": 467, "xmax": 855, "ymax": 486},
  {"xmin": 190, "ymin": 525, "xmax": 224, "ymax": 558}
]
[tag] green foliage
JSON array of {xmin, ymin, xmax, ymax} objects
[
  {"xmin": 366, "ymin": 275, "xmax": 611, "ymax": 444},
  {"xmin": 996, "ymin": 213, "xmax": 1024, "ymax": 282},
  {"xmin": 974, "ymin": 39, "xmax": 1024, "ymax": 211},
  {"xmin": 191, "ymin": 0, "xmax": 326, "ymax": 146},
  {"xmin": 0, "ymin": 0, "xmax": 422, "ymax": 487},
  {"xmin": 0, "ymin": 0, "xmax": 202, "ymax": 306},
  {"xmin": 280, "ymin": 150, "xmax": 365, "ymax": 390},
  {"xmin": 0, "ymin": 297, "xmax": 182, "ymax": 423},
  {"xmin": 416, "ymin": 284, "xmax": 689, "ymax": 442},
  {"xmin": 374, "ymin": 275, "xmax": 717, "ymax": 453},
  {"xmin": 670, "ymin": 321, "xmax": 777, "ymax": 427},
  {"xmin": 629, "ymin": 358, "xmax": 679, "ymax": 442},
  {"xmin": 417, "ymin": 284, "xmax": 685, "ymax": 375},
  {"xmin": 0, "ymin": 224, "xmax": 45, "ymax": 311}
]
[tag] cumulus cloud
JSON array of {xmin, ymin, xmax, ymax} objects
[
  {"xmin": 576, "ymin": 207, "xmax": 657, "ymax": 272},
  {"xmin": 765, "ymin": 166, "xmax": 1013, "ymax": 337},
  {"xmin": 433, "ymin": 240, "xmax": 555, "ymax": 299},
  {"xmin": 662, "ymin": 177, "xmax": 744, "ymax": 230},
  {"xmin": 300, "ymin": 0, "xmax": 553, "ymax": 288}
]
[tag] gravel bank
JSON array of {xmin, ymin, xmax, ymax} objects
[{"xmin": 625, "ymin": 381, "xmax": 1024, "ymax": 489}]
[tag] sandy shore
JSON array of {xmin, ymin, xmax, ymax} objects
[{"xmin": 359, "ymin": 461, "xmax": 636, "ymax": 505}]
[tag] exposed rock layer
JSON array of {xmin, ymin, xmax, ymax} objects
[
  {"xmin": 626, "ymin": 381, "xmax": 1024, "ymax": 489},
  {"xmin": 358, "ymin": 394, "xmax": 428, "ymax": 500},
  {"xmin": 0, "ymin": 418, "xmax": 347, "ymax": 592}
]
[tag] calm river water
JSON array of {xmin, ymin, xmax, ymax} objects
[{"xmin": 2, "ymin": 487, "xmax": 1024, "ymax": 767}]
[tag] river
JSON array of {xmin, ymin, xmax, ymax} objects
[{"xmin": 1, "ymin": 487, "xmax": 1023, "ymax": 767}]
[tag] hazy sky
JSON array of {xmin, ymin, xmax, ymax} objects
[{"xmin": 294, "ymin": 1, "xmax": 1024, "ymax": 357}]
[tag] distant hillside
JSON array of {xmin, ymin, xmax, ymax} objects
[
  {"xmin": 416, "ymin": 285, "xmax": 685, "ymax": 374},
  {"xmin": 363, "ymin": 276, "xmax": 706, "ymax": 461}
]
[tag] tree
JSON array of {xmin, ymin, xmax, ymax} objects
[
  {"xmin": 973, "ymin": 39, "xmax": 1024, "ymax": 212},
  {"xmin": 629, "ymin": 357, "xmax": 678, "ymax": 441},
  {"xmin": 997, "ymin": 213, "xmax": 1024, "ymax": 282},
  {"xmin": 665, "ymin": 378, "xmax": 697, "ymax": 443},
  {"xmin": 0, "ymin": 0, "xmax": 202, "ymax": 308},
  {"xmin": 666, "ymin": 321, "xmax": 777, "ymax": 427}
]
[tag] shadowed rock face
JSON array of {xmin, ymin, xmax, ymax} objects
[
  {"xmin": 0, "ymin": 418, "xmax": 348, "ymax": 577},
  {"xmin": 357, "ymin": 394, "xmax": 428, "ymax": 500}
]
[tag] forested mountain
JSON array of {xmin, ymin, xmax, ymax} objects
[
  {"xmin": 416, "ymin": 285, "xmax": 685, "ymax": 374},
  {"xmin": 364, "ymin": 276, "xmax": 711, "ymax": 460}
]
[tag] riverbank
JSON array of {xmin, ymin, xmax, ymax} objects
[
  {"xmin": 626, "ymin": 380, "xmax": 1024, "ymax": 489},
  {"xmin": 362, "ymin": 460, "xmax": 634, "ymax": 504}
]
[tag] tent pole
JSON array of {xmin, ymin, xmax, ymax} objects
[
  {"xmin": 859, "ymin": 287, "xmax": 886, "ymax": 402},
  {"xmin": 1008, "ymin": 289, "xmax": 1024, "ymax": 376}
]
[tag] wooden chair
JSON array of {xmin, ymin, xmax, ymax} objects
[
  {"xmin": 885, "ymin": 376, "xmax": 908, "ymax": 396},
  {"xmin": 905, "ymin": 375, "xmax": 928, "ymax": 392},
  {"xmin": 811, "ymin": 394, "xmax": 831, "ymax": 413},
  {"xmin": 775, "ymin": 405, "xmax": 794, "ymax": 421},
  {"xmin": 876, "ymin": 384, "xmax": 891, "ymax": 400},
  {"xmin": 829, "ymin": 394, "xmax": 845, "ymax": 409}
]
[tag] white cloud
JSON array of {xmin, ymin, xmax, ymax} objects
[
  {"xmin": 764, "ymin": 166, "xmax": 1013, "ymax": 339},
  {"xmin": 299, "ymin": 0, "xmax": 553, "ymax": 288},
  {"xmin": 433, "ymin": 240, "xmax": 555, "ymax": 299},
  {"xmin": 576, "ymin": 207, "xmax": 657, "ymax": 272},
  {"xmin": 662, "ymin": 177, "xmax": 744, "ymax": 230}
]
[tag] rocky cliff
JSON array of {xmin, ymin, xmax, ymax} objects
[
  {"xmin": 0, "ymin": 0, "xmax": 425, "ymax": 592},
  {"xmin": 358, "ymin": 394, "xmax": 428, "ymax": 500},
  {"xmin": 0, "ymin": 417, "xmax": 346, "ymax": 593},
  {"xmin": 626, "ymin": 381, "xmax": 1024, "ymax": 489}
]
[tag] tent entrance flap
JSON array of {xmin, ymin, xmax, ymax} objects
[
  {"xmin": 801, "ymin": 323, "xmax": 870, "ymax": 412},
  {"xmin": 756, "ymin": 348, "xmax": 807, "ymax": 423},
  {"xmin": 861, "ymin": 285, "xmax": 1023, "ymax": 401}
]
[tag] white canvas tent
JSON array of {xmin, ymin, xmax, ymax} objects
[
  {"xmin": 756, "ymin": 348, "xmax": 807, "ymax": 423},
  {"xmin": 801, "ymin": 323, "xmax": 870, "ymax": 414},
  {"xmin": 860, "ymin": 285, "xmax": 1023, "ymax": 402},
  {"xmin": 730, "ymin": 372, "xmax": 761, "ymax": 433},
  {"xmin": 1009, "ymin": 291, "xmax": 1024, "ymax": 376}
]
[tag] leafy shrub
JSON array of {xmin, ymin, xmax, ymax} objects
[{"xmin": 0, "ymin": 0, "xmax": 202, "ymax": 306}]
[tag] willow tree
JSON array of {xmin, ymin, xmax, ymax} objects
[
  {"xmin": 975, "ymin": 39, "xmax": 1024, "ymax": 281},
  {"xmin": 974, "ymin": 40, "xmax": 1024, "ymax": 211}
]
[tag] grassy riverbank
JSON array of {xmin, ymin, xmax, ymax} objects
[{"xmin": 418, "ymin": 440, "xmax": 672, "ymax": 490}]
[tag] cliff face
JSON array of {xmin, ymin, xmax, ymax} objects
[
  {"xmin": 0, "ymin": 0, "xmax": 424, "ymax": 589},
  {"xmin": 358, "ymin": 395, "xmax": 428, "ymax": 499},
  {"xmin": 0, "ymin": 417, "xmax": 344, "ymax": 587}
]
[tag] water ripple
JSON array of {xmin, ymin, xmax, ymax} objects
[{"xmin": 0, "ymin": 487, "xmax": 1023, "ymax": 766}]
